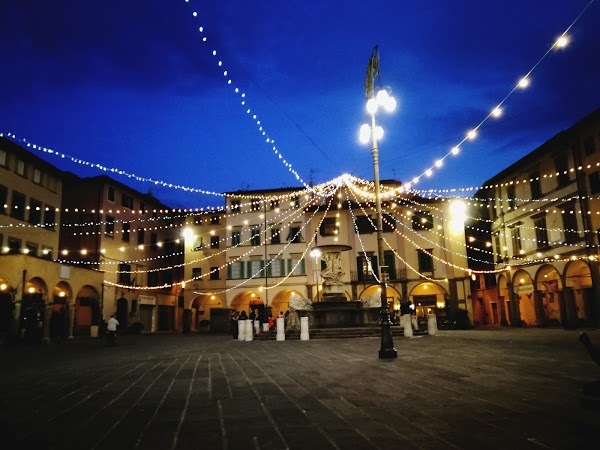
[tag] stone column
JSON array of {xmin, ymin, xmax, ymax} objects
[{"xmin": 403, "ymin": 314, "xmax": 413, "ymax": 337}]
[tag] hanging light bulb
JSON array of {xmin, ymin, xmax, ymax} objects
[
  {"xmin": 366, "ymin": 98, "xmax": 378, "ymax": 114},
  {"xmin": 376, "ymin": 89, "xmax": 389, "ymax": 106},
  {"xmin": 374, "ymin": 126, "xmax": 384, "ymax": 140},
  {"xmin": 384, "ymin": 96, "xmax": 397, "ymax": 113}
]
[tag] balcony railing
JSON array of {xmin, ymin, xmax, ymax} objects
[{"xmin": 351, "ymin": 268, "xmax": 407, "ymax": 282}]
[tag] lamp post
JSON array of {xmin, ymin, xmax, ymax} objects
[{"xmin": 360, "ymin": 45, "xmax": 397, "ymax": 359}]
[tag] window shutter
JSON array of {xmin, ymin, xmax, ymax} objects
[
  {"xmin": 356, "ymin": 257, "xmax": 364, "ymax": 281},
  {"xmin": 287, "ymin": 259, "xmax": 292, "ymax": 274},
  {"xmin": 371, "ymin": 256, "xmax": 379, "ymax": 277},
  {"xmin": 300, "ymin": 258, "xmax": 305, "ymax": 275},
  {"xmin": 227, "ymin": 264, "xmax": 232, "ymax": 279}
]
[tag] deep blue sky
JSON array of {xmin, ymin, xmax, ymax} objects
[{"xmin": 1, "ymin": 0, "xmax": 599, "ymax": 208}]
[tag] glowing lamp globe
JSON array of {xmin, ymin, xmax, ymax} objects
[{"xmin": 366, "ymin": 98, "xmax": 378, "ymax": 114}]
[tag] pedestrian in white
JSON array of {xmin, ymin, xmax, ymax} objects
[{"xmin": 107, "ymin": 314, "xmax": 119, "ymax": 346}]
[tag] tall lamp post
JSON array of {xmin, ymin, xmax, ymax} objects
[{"xmin": 359, "ymin": 45, "xmax": 397, "ymax": 359}]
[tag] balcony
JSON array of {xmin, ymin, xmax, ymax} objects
[{"xmin": 351, "ymin": 268, "xmax": 407, "ymax": 283}]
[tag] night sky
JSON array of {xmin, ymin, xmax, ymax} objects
[{"xmin": 1, "ymin": 0, "xmax": 599, "ymax": 208}]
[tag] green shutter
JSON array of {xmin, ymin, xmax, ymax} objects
[
  {"xmin": 266, "ymin": 261, "xmax": 272, "ymax": 277},
  {"xmin": 287, "ymin": 259, "xmax": 292, "ymax": 274},
  {"xmin": 300, "ymin": 258, "xmax": 305, "ymax": 275},
  {"xmin": 227, "ymin": 264, "xmax": 232, "ymax": 279},
  {"xmin": 356, "ymin": 257, "xmax": 364, "ymax": 281},
  {"xmin": 384, "ymin": 250, "xmax": 395, "ymax": 277},
  {"xmin": 246, "ymin": 261, "xmax": 252, "ymax": 278}
]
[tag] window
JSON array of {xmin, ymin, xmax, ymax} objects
[
  {"xmin": 510, "ymin": 226, "xmax": 522, "ymax": 256},
  {"xmin": 210, "ymin": 235, "xmax": 220, "ymax": 249},
  {"xmin": 150, "ymin": 233, "xmax": 158, "ymax": 251},
  {"xmin": 287, "ymin": 225, "xmax": 302, "ymax": 243},
  {"xmin": 0, "ymin": 149, "xmax": 7, "ymax": 167},
  {"xmin": 383, "ymin": 250, "xmax": 396, "ymax": 280},
  {"xmin": 105, "ymin": 215, "xmax": 115, "ymax": 236},
  {"xmin": 121, "ymin": 193, "xmax": 134, "ymax": 209},
  {"xmin": 249, "ymin": 259, "xmax": 262, "ymax": 277},
  {"xmin": 33, "ymin": 169, "xmax": 42, "ymax": 185},
  {"xmin": 229, "ymin": 261, "xmax": 244, "ymax": 279},
  {"xmin": 507, "ymin": 185, "xmax": 516, "ymax": 209},
  {"xmin": 290, "ymin": 256, "xmax": 305, "ymax": 276},
  {"xmin": 589, "ymin": 172, "xmax": 600, "ymax": 195},
  {"xmin": 534, "ymin": 216, "xmax": 549, "ymax": 250},
  {"xmin": 382, "ymin": 213, "xmax": 396, "ymax": 232},
  {"xmin": 250, "ymin": 228, "xmax": 261, "ymax": 246},
  {"xmin": 584, "ymin": 136, "xmax": 596, "ymax": 156},
  {"xmin": 0, "ymin": 184, "xmax": 7, "ymax": 214},
  {"xmin": 118, "ymin": 263, "xmax": 131, "ymax": 285},
  {"xmin": 230, "ymin": 199, "xmax": 240, "ymax": 212},
  {"xmin": 561, "ymin": 203, "xmax": 579, "ymax": 244},
  {"xmin": 270, "ymin": 199, "xmax": 280, "ymax": 210},
  {"xmin": 417, "ymin": 249, "xmax": 434, "ymax": 273},
  {"xmin": 139, "ymin": 202, "xmax": 145, "ymax": 213},
  {"xmin": 356, "ymin": 254, "xmax": 377, "ymax": 281},
  {"xmin": 25, "ymin": 242, "xmax": 38, "ymax": 257},
  {"xmin": 44, "ymin": 206, "xmax": 56, "ymax": 230},
  {"xmin": 320, "ymin": 217, "xmax": 337, "ymax": 236},
  {"xmin": 412, "ymin": 211, "xmax": 433, "ymax": 230},
  {"xmin": 47, "ymin": 175, "xmax": 57, "ymax": 193},
  {"xmin": 16, "ymin": 160, "xmax": 25, "ymax": 177},
  {"xmin": 192, "ymin": 267, "xmax": 202, "ymax": 279},
  {"xmin": 355, "ymin": 215, "xmax": 375, "ymax": 234},
  {"xmin": 107, "ymin": 186, "xmax": 115, "ymax": 202},
  {"xmin": 28, "ymin": 198, "xmax": 42, "ymax": 226},
  {"xmin": 210, "ymin": 215, "xmax": 220, "ymax": 224},
  {"xmin": 137, "ymin": 228, "xmax": 145, "ymax": 245},
  {"xmin": 494, "ymin": 235, "xmax": 502, "ymax": 263},
  {"xmin": 292, "ymin": 196, "xmax": 300, "ymax": 209},
  {"xmin": 122, "ymin": 222, "xmax": 130, "ymax": 242},
  {"xmin": 10, "ymin": 191, "xmax": 25, "ymax": 220},
  {"xmin": 250, "ymin": 198, "xmax": 261, "ymax": 211},
  {"xmin": 231, "ymin": 230, "xmax": 241, "ymax": 246},
  {"xmin": 490, "ymin": 199, "xmax": 498, "ymax": 220},
  {"xmin": 210, "ymin": 267, "xmax": 220, "ymax": 280},
  {"xmin": 530, "ymin": 172, "xmax": 542, "ymax": 199},
  {"xmin": 554, "ymin": 154, "xmax": 570, "ymax": 187},
  {"xmin": 271, "ymin": 228, "xmax": 281, "ymax": 244},
  {"xmin": 8, "ymin": 237, "xmax": 21, "ymax": 254},
  {"xmin": 270, "ymin": 258, "xmax": 283, "ymax": 277}
]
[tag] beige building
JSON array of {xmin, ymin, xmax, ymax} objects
[
  {"xmin": 476, "ymin": 107, "xmax": 600, "ymax": 328},
  {"xmin": 182, "ymin": 180, "xmax": 472, "ymax": 330},
  {"xmin": 0, "ymin": 136, "xmax": 103, "ymax": 341}
]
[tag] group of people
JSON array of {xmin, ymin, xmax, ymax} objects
[{"xmin": 230, "ymin": 308, "xmax": 286, "ymax": 339}]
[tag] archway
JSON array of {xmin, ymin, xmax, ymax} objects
[
  {"xmin": 0, "ymin": 278, "xmax": 15, "ymax": 336},
  {"xmin": 21, "ymin": 277, "xmax": 48, "ymax": 342},
  {"xmin": 513, "ymin": 269, "xmax": 535, "ymax": 326},
  {"xmin": 50, "ymin": 281, "xmax": 72, "ymax": 340},
  {"xmin": 74, "ymin": 285, "xmax": 100, "ymax": 336},
  {"xmin": 409, "ymin": 282, "xmax": 448, "ymax": 320},
  {"xmin": 270, "ymin": 289, "xmax": 307, "ymax": 317},
  {"xmin": 230, "ymin": 291, "xmax": 265, "ymax": 315},
  {"xmin": 359, "ymin": 285, "xmax": 401, "ymax": 312},
  {"xmin": 534, "ymin": 265, "xmax": 563, "ymax": 326},
  {"xmin": 564, "ymin": 259, "xmax": 594, "ymax": 326},
  {"xmin": 191, "ymin": 294, "xmax": 224, "ymax": 330}
]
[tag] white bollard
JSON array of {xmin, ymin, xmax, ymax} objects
[
  {"xmin": 254, "ymin": 320, "xmax": 260, "ymax": 335},
  {"xmin": 403, "ymin": 314, "xmax": 413, "ymax": 337},
  {"xmin": 300, "ymin": 316, "xmax": 309, "ymax": 341},
  {"xmin": 276, "ymin": 317, "xmax": 285, "ymax": 341},
  {"xmin": 238, "ymin": 320, "xmax": 246, "ymax": 341},
  {"xmin": 262, "ymin": 322, "xmax": 269, "ymax": 332},
  {"xmin": 246, "ymin": 319, "xmax": 254, "ymax": 341},
  {"xmin": 427, "ymin": 314, "xmax": 438, "ymax": 336},
  {"xmin": 411, "ymin": 315, "xmax": 418, "ymax": 331}
]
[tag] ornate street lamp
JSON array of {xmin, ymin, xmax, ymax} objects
[{"xmin": 360, "ymin": 45, "xmax": 397, "ymax": 359}]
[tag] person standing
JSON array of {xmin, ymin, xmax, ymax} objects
[
  {"xmin": 230, "ymin": 310, "xmax": 239, "ymax": 339},
  {"xmin": 106, "ymin": 314, "xmax": 119, "ymax": 346}
]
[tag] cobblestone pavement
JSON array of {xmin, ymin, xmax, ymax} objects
[{"xmin": 1, "ymin": 328, "xmax": 600, "ymax": 450}]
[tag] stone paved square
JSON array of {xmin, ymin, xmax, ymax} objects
[{"xmin": 1, "ymin": 329, "xmax": 599, "ymax": 450}]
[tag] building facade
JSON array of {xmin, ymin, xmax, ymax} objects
[{"xmin": 473, "ymin": 108, "xmax": 600, "ymax": 328}]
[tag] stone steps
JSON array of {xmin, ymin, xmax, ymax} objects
[{"xmin": 254, "ymin": 326, "xmax": 428, "ymax": 340}]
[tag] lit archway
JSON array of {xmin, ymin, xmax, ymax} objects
[
  {"xmin": 534, "ymin": 264, "xmax": 562, "ymax": 325},
  {"xmin": 359, "ymin": 285, "xmax": 401, "ymax": 312},
  {"xmin": 270, "ymin": 289, "xmax": 306, "ymax": 316},
  {"xmin": 564, "ymin": 259, "xmax": 593, "ymax": 324},
  {"xmin": 191, "ymin": 294, "xmax": 223, "ymax": 329},
  {"xmin": 74, "ymin": 285, "xmax": 100, "ymax": 336},
  {"xmin": 409, "ymin": 282, "xmax": 447, "ymax": 318},
  {"xmin": 513, "ymin": 269, "xmax": 534, "ymax": 326},
  {"xmin": 230, "ymin": 291, "xmax": 264, "ymax": 315}
]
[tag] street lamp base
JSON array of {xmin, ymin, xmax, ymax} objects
[{"xmin": 379, "ymin": 322, "xmax": 397, "ymax": 359}]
